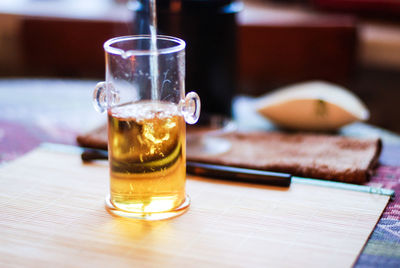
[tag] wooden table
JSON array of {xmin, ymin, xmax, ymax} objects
[{"xmin": 0, "ymin": 79, "xmax": 399, "ymax": 267}]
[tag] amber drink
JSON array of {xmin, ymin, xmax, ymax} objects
[
  {"xmin": 108, "ymin": 101, "xmax": 187, "ymax": 215},
  {"xmin": 94, "ymin": 35, "xmax": 200, "ymax": 220}
]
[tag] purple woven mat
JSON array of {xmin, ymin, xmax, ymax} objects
[{"xmin": 357, "ymin": 164, "xmax": 400, "ymax": 267}]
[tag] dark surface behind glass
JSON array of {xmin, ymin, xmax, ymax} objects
[{"xmin": 132, "ymin": 0, "xmax": 242, "ymax": 117}]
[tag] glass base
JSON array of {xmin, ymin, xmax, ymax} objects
[{"xmin": 105, "ymin": 195, "xmax": 190, "ymax": 221}]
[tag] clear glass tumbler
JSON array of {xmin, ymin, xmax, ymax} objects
[{"xmin": 93, "ymin": 35, "xmax": 200, "ymax": 220}]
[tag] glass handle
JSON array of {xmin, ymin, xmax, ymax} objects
[
  {"xmin": 181, "ymin": 91, "xmax": 201, "ymax": 124},
  {"xmin": 93, "ymin": 82, "xmax": 108, "ymax": 113},
  {"xmin": 93, "ymin": 82, "xmax": 119, "ymax": 113}
]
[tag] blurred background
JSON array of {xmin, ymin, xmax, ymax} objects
[{"xmin": 0, "ymin": 0, "xmax": 399, "ymax": 132}]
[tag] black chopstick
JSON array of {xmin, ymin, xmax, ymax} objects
[
  {"xmin": 187, "ymin": 161, "xmax": 291, "ymax": 187},
  {"xmin": 81, "ymin": 148, "xmax": 108, "ymax": 162},
  {"xmin": 81, "ymin": 149, "xmax": 291, "ymax": 187}
]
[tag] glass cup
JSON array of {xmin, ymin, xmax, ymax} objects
[{"xmin": 93, "ymin": 35, "xmax": 200, "ymax": 220}]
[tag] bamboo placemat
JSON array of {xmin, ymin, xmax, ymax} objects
[{"xmin": 0, "ymin": 147, "xmax": 391, "ymax": 267}]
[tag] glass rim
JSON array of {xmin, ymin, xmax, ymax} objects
[{"xmin": 104, "ymin": 35, "xmax": 186, "ymax": 56}]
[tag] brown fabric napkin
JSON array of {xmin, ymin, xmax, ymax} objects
[
  {"xmin": 77, "ymin": 124, "xmax": 108, "ymax": 151},
  {"xmin": 187, "ymin": 132, "xmax": 381, "ymax": 184},
  {"xmin": 77, "ymin": 125, "xmax": 381, "ymax": 184}
]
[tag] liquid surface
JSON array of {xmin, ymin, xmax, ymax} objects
[{"xmin": 108, "ymin": 101, "xmax": 186, "ymax": 214}]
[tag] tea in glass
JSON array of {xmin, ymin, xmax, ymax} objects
[
  {"xmin": 93, "ymin": 35, "xmax": 200, "ymax": 220},
  {"xmin": 107, "ymin": 101, "xmax": 187, "ymax": 215}
]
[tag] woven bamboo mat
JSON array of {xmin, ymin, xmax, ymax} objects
[{"xmin": 0, "ymin": 147, "xmax": 391, "ymax": 267}]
